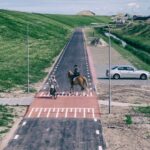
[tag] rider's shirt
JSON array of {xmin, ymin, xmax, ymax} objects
[
  {"xmin": 49, "ymin": 79, "xmax": 57, "ymax": 88},
  {"xmin": 73, "ymin": 68, "xmax": 80, "ymax": 77}
]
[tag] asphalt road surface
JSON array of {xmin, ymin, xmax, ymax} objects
[
  {"xmin": 5, "ymin": 119, "xmax": 106, "ymax": 150},
  {"xmin": 42, "ymin": 28, "xmax": 93, "ymax": 92},
  {"xmin": 4, "ymin": 29, "xmax": 105, "ymax": 150}
]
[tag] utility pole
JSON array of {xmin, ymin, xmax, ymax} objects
[
  {"xmin": 108, "ymin": 25, "xmax": 111, "ymax": 114},
  {"xmin": 26, "ymin": 24, "xmax": 30, "ymax": 93}
]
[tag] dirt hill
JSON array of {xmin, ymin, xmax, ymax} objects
[{"xmin": 77, "ymin": 10, "xmax": 95, "ymax": 16}]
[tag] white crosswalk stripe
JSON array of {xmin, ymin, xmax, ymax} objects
[
  {"xmin": 37, "ymin": 91, "xmax": 93, "ymax": 97},
  {"xmin": 27, "ymin": 107, "xmax": 97, "ymax": 119}
]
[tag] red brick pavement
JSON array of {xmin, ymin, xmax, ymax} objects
[{"xmin": 25, "ymin": 95, "xmax": 100, "ymax": 119}]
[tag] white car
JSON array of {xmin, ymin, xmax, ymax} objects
[{"xmin": 106, "ymin": 65, "xmax": 150, "ymax": 80}]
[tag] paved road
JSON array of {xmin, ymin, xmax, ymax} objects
[
  {"xmin": 4, "ymin": 29, "xmax": 105, "ymax": 150},
  {"xmin": 42, "ymin": 28, "xmax": 93, "ymax": 92},
  {"xmin": 5, "ymin": 119, "xmax": 105, "ymax": 150}
]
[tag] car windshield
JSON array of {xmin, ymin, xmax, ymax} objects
[{"xmin": 111, "ymin": 66, "xmax": 118, "ymax": 70}]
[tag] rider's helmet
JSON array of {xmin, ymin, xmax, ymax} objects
[{"xmin": 74, "ymin": 64, "xmax": 78, "ymax": 68}]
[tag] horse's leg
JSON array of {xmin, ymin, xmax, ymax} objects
[
  {"xmin": 70, "ymin": 83, "xmax": 74, "ymax": 93},
  {"xmin": 79, "ymin": 80, "xmax": 84, "ymax": 91}
]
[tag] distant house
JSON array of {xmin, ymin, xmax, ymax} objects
[
  {"xmin": 112, "ymin": 13, "xmax": 129, "ymax": 26},
  {"xmin": 77, "ymin": 10, "xmax": 95, "ymax": 16}
]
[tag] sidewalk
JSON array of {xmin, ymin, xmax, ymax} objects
[
  {"xmin": 99, "ymin": 100, "xmax": 149, "ymax": 107},
  {"xmin": 0, "ymin": 96, "xmax": 33, "ymax": 105}
]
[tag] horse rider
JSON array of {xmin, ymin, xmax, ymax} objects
[
  {"xmin": 48, "ymin": 75, "xmax": 58, "ymax": 95},
  {"xmin": 72, "ymin": 64, "xmax": 80, "ymax": 84},
  {"xmin": 73, "ymin": 64, "xmax": 80, "ymax": 77}
]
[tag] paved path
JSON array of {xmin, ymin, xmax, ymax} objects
[
  {"xmin": 0, "ymin": 97, "xmax": 33, "ymax": 105},
  {"xmin": 5, "ymin": 29, "xmax": 106, "ymax": 150},
  {"xmin": 41, "ymin": 28, "xmax": 94, "ymax": 93},
  {"xmin": 99, "ymin": 100, "xmax": 149, "ymax": 107},
  {"xmin": 5, "ymin": 119, "xmax": 105, "ymax": 150}
]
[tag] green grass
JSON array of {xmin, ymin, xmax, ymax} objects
[
  {"xmin": 0, "ymin": 106, "xmax": 14, "ymax": 126},
  {"xmin": 134, "ymin": 106, "xmax": 150, "ymax": 115},
  {"xmin": 124, "ymin": 115, "xmax": 133, "ymax": 125},
  {"xmin": 0, "ymin": 9, "xmax": 110, "ymax": 91},
  {"xmin": 111, "ymin": 22, "xmax": 150, "ymax": 54},
  {"xmin": 0, "ymin": 105, "xmax": 15, "ymax": 137}
]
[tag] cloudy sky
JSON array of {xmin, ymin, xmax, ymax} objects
[{"xmin": 0, "ymin": 0, "xmax": 149, "ymax": 15}]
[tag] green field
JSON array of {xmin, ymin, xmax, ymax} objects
[
  {"xmin": 112, "ymin": 22, "xmax": 150, "ymax": 54},
  {"xmin": 94, "ymin": 22, "xmax": 150, "ymax": 71},
  {"xmin": 0, "ymin": 9, "xmax": 110, "ymax": 91},
  {"xmin": 111, "ymin": 22, "xmax": 150, "ymax": 66},
  {"xmin": 0, "ymin": 105, "xmax": 14, "ymax": 137}
]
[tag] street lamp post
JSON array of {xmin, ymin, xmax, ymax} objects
[
  {"xmin": 107, "ymin": 25, "xmax": 111, "ymax": 114},
  {"xmin": 26, "ymin": 24, "xmax": 29, "ymax": 93}
]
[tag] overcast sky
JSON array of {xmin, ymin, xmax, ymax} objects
[{"xmin": 0, "ymin": 0, "xmax": 150, "ymax": 16}]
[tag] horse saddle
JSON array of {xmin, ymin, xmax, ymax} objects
[{"xmin": 73, "ymin": 77, "xmax": 77, "ymax": 82}]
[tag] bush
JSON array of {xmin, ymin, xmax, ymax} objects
[
  {"xmin": 126, "ymin": 45, "xmax": 150, "ymax": 65},
  {"xmin": 124, "ymin": 115, "xmax": 132, "ymax": 125}
]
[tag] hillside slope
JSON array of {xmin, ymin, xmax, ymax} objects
[
  {"xmin": 0, "ymin": 9, "xmax": 110, "ymax": 91},
  {"xmin": 112, "ymin": 22, "xmax": 150, "ymax": 54}
]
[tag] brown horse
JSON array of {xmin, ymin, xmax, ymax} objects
[{"xmin": 68, "ymin": 70, "xmax": 88, "ymax": 92}]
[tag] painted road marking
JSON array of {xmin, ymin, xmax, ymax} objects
[
  {"xmin": 83, "ymin": 108, "xmax": 86, "ymax": 118},
  {"xmin": 14, "ymin": 135, "xmax": 19, "ymax": 140},
  {"xmin": 27, "ymin": 107, "xmax": 97, "ymax": 119},
  {"xmin": 28, "ymin": 108, "xmax": 34, "ymax": 118},
  {"xmin": 92, "ymin": 108, "xmax": 95, "ymax": 119},
  {"xmin": 94, "ymin": 118, "xmax": 97, "ymax": 122},
  {"xmin": 65, "ymin": 108, "xmax": 68, "ymax": 118},
  {"xmin": 22, "ymin": 121, "xmax": 27, "ymax": 126},
  {"xmin": 56, "ymin": 108, "xmax": 59, "ymax": 118},
  {"xmin": 96, "ymin": 130, "xmax": 100, "ymax": 135},
  {"xmin": 98, "ymin": 146, "xmax": 103, "ymax": 150},
  {"xmin": 74, "ymin": 108, "xmax": 77, "ymax": 118},
  {"xmin": 38, "ymin": 91, "xmax": 93, "ymax": 97},
  {"xmin": 37, "ymin": 108, "xmax": 43, "ymax": 118},
  {"xmin": 47, "ymin": 108, "xmax": 51, "ymax": 118}
]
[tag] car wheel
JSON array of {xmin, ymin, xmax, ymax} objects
[
  {"xmin": 113, "ymin": 74, "xmax": 120, "ymax": 79},
  {"xmin": 140, "ymin": 74, "xmax": 147, "ymax": 80}
]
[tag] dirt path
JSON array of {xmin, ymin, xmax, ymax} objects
[{"xmin": 101, "ymin": 105, "xmax": 150, "ymax": 150}]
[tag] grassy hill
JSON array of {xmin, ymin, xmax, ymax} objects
[
  {"xmin": 110, "ymin": 22, "xmax": 150, "ymax": 67},
  {"xmin": 0, "ymin": 9, "xmax": 110, "ymax": 91},
  {"xmin": 112, "ymin": 22, "xmax": 150, "ymax": 54}
]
